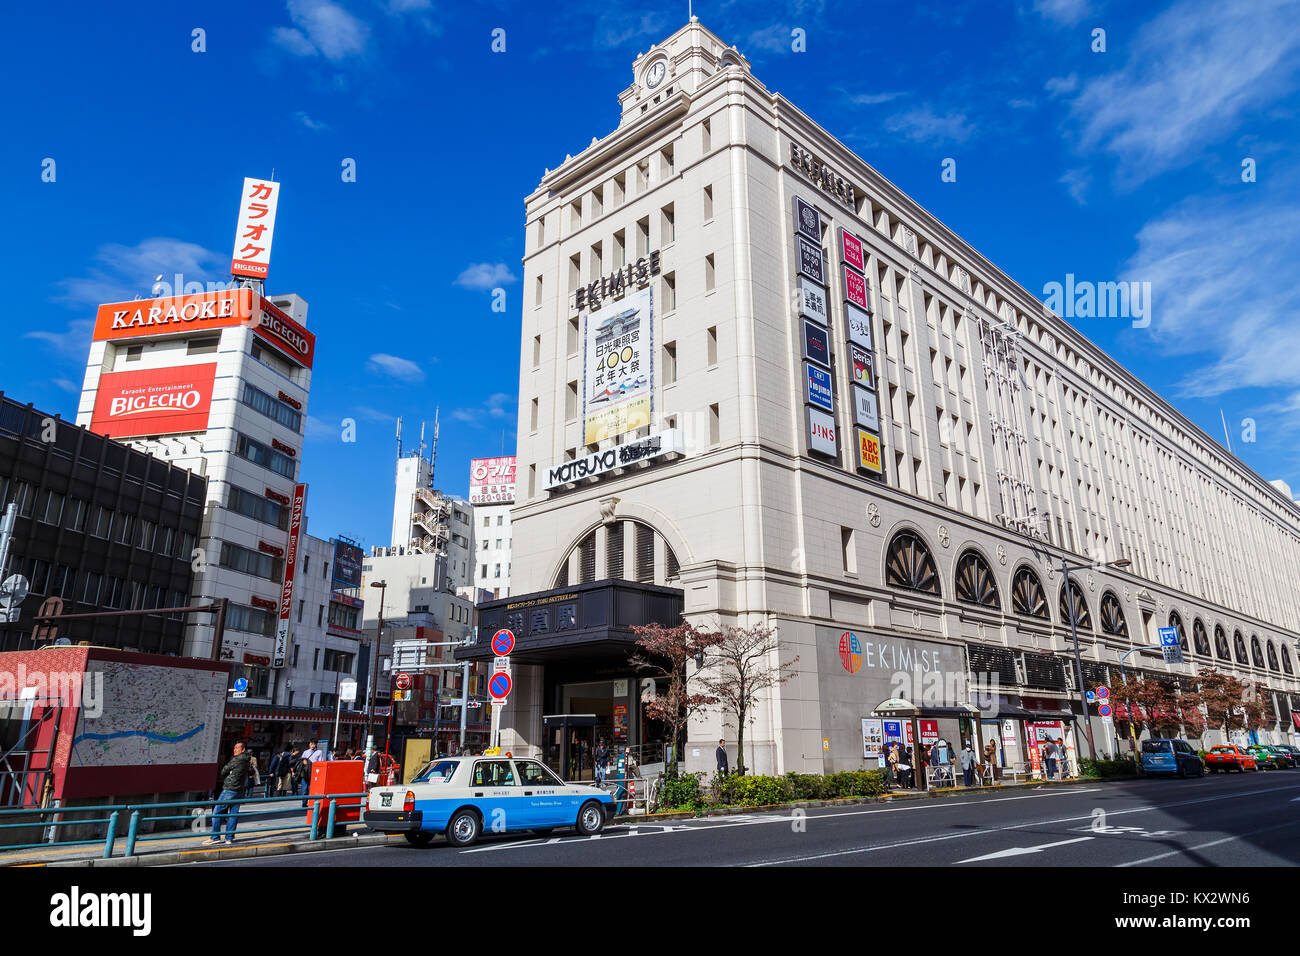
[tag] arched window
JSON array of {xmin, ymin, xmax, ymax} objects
[
  {"xmin": 1214, "ymin": 625, "xmax": 1230, "ymax": 661},
  {"xmin": 1099, "ymin": 592, "xmax": 1127, "ymax": 638},
  {"xmin": 1168, "ymin": 612, "xmax": 1188, "ymax": 652},
  {"xmin": 954, "ymin": 550, "xmax": 999, "ymax": 608},
  {"xmin": 1058, "ymin": 580, "xmax": 1092, "ymax": 631},
  {"xmin": 885, "ymin": 531, "xmax": 941, "ymax": 595},
  {"xmin": 1233, "ymin": 630, "xmax": 1248, "ymax": 665},
  {"xmin": 1012, "ymin": 567, "xmax": 1049, "ymax": 620},
  {"xmin": 1250, "ymin": 636, "xmax": 1264, "ymax": 669},
  {"xmin": 1266, "ymin": 641, "xmax": 1279, "ymax": 672},
  {"xmin": 1282, "ymin": 645, "xmax": 1294, "ymax": 675},
  {"xmin": 1192, "ymin": 618, "xmax": 1210, "ymax": 657},
  {"xmin": 554, "ymin": 520, "xmax": 680, "ymax": 588}
]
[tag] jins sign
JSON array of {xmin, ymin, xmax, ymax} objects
[
  {"xmin": 574, "ymin": 251, "xmax": 662, "ymax": 312},
  {"xmin": 89, "ymin": 364, "xmax": 217, "ymax": 439},
  {"xmin": 789, "ymin": 143, "xmax": 857, "ymax": 207}
]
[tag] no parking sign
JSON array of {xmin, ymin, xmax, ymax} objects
[
  {"xmin": 491, "ymin": 629, "xmax": 515, "ymax": 656},
  {"xmin": 489, "ymin": 671, "xmax": 512, "ymax": 701}
]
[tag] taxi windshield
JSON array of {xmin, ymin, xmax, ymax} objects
[{"xmin": 412, "ymin": 759, "xmax": 460, "ymax": 783}]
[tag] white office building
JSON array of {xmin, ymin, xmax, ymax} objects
[{"xmin": 470, "ymin": 19, "xmax": 1300, "ymax": 780}]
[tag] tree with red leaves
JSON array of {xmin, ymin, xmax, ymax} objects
[
  {"xmin": 696, "ymin": 622, "xmax": 799, "ymax": 776},
  {"xmin": 628, "ymin": 621, "xmax": 722, "ymax": 777}
]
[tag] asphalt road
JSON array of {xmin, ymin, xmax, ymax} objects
[{"xmin": 186, "ymin": 770, "xmax": 1300, "ymax": 867}]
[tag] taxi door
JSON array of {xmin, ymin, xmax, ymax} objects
[
  {"xmin": 513, "ymin": 759, "xmax": 576, "ymax": 828},
  {"xmin": 469, "ymin": 759, "xmax": 527, "ymax": 832}
]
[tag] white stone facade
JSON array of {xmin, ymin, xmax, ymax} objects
[{"xmin": 504, "ymin": 21, "xmax": 1300, "ymax": 772}]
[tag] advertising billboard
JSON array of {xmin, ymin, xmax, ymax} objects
[
  {"xmin": 804, "ymin": 362, "xmax": 833, "ymax": 411},
  {"xmin": 274, "ymin": 484, "xmax": 307, "ymax": 668},
  {"xmin": 840, "ymin": 227, "xmax": 865, "ymax": 272},
  {"xmin": 852, "ymin": 385, "xmax": 880, "ymax": 432},
  {"xmin": 89, "ymin": 364, "xmax": 216, "ymax": 438},
  {"xmin": 231, "ymin": 177, "xmax": 281, "ymax": 278},
  {"xmin": 469, "ymin": 456, "xmax": 517, "ymax": 504},
  {"xmin": 802, "ymin": 320, "xmax": 831, "ymax": 367},
  {"xmin": 583, "ymin": 287, "xmax": 652, "ymax": 445},
  {"xmin": 844, "ymin": 266, "xmax": 869, "ymax": 311},
  {"xmin": 850, "ymin": 344, "xmax": 875, "ymax": 389},
  {"xmin": 806, "ymin": 406, "xmax": 837, "ymax": 457},
  {"xmin": 795, "ymin": 235, "xmax": 826, "ymax": 286},
  {"xmin": 797, "ymin": 277, "xmax": 828, "ymax": 325},
  {"xmin": 793, "ymin": 195, "xmax": 821, "ymax": 242},
  {"xmin": 331, "ymin": 538, "xmax": 364, "ymax": 590},
  {"xmin": 855, "ymin": 428, "xmax": 884, "ymax": 476},
  {"xmin": 92, "ymin": 289, "xmax": 315, "ymax": 368},
  {"xmin": 846, "ymin": 304, "xmax": 873, "ymax": 348}
]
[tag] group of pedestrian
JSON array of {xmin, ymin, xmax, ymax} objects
[
  {"xmin": 1040, "ymin": 739, "xmax": 1070, "ymax": 779},
  {"xmin": 206, "ymin": 740, "xmax": 325, "ymax": 845}
]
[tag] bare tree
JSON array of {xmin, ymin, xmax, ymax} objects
[
  {"xmin": 628, "ymin": 621, "xmax": 722, "ymax": 777},
  {"xmin": 697, "ymin": 622, "xmax": 799, "ymax": 776}
]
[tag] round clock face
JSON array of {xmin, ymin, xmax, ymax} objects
[{"xmin": 646, "ymin": 60, "xmax": 667, "ymax": 89}]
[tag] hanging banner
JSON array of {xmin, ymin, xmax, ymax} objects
[
  {"xmin": 583, "ymin": 287, "xmax": 652, "ymax": 445},
  {"xmin": 855, "ymin": 427, "xmax": 883, "ymax": 475},
  {"xmin": 274, "ymin": 483, "xmax": 307, "ymax": 668},
  {"xmin": 852, "ymin": 386, "xmax": 880, "ymax": 432},
  {"xmin": 850, "ymin": 344, "xmax": 875, "ymax": 390},
  {"xmin": 231, "ymin": 177, "xmax": 281, "ymax": 279},
  {"xmin": 797, "ymin": 278, "xmax": 829, "ymax": 326}
]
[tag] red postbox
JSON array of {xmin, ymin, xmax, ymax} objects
[{"xmin": 305, "ymin": 759, "xmax": 365, "ymax": 824}]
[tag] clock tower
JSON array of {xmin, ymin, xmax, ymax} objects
[{"xmin": 616, "ymin": 17, "xmax": 752, "ymax": 127}]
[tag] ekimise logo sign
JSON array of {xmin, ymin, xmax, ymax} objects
[{"xmin": 89, "ymin": 364, "xmax": 217, "ymax": 438}]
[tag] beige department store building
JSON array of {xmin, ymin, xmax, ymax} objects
[{"xmin": 465, "ymin": 19, "xmax": 1300, "ymax": 779}]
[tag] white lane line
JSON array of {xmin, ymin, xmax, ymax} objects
[
  {"xmin": 1117, "ymin": 819, "xmax": 1300, "ymax": 867},
  {"xmin": 746, "ymin": 782, "xmax": 1300, "ymax": 866},
  {"xmin": 955, "ymin": 836, "xmax": 1094, "ymax": 864}
]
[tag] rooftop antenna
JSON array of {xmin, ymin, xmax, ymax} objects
[
  {"xmin": 396, "ymin": 416, "xmax": 403, "ymax": 459},
  {"xmin": 429, "ymin": 407, "xmax": 440, "ymax": 487},
  {"xmin": 418, "ymin": 420, "xmax": 427, "ymax": 462}
]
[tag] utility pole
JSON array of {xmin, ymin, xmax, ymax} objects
[{"xmin": 366, "ymin": 580, "xmax": 388, "ymax": 773}]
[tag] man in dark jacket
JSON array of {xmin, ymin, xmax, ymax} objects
[
  {"xmin": 715, "ymin": 739, "xmax": 729, "ymax": 776},
  {"xmin": 207, "ymin": 742, "xmax": 251, "ymax": 844}
]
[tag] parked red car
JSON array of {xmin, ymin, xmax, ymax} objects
[{"xmin": 1204, "ymin": 745, "xmax": 1258, "ymax": 773}]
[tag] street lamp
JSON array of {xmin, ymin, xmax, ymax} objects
[
  {"xmin": 1116, "ymin": 644, "xmax": 1163, "ymax": 769},
  {"xmin": 1061, "ymin": 555, "xmax": 1131, "ymax": 763},
  {"xmin": 366, "ymin": 580, "xmax": 388, "ymax": 772}
]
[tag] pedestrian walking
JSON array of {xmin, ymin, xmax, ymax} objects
[
  {"xmin": 269, "ymin": 745, "xmax": 293, "ymax": 796},
  {"xmin": 1056, "ymin": 741, "xmax": 1070, "ymax": 778},
  {"xmin": 207, "ymin": 742, "xmax": 252, "ymax": 845},
  {"xmin": 1043, "ymin": 742, "xmax": 1057, "ymax": 779},
  {"xmin": 960, "ymin": 741, "xmax": 976, "ymax": 787},
  {"xmin": 594, "ymin": 738, "xmax": 609, "ymax": 784},
  {"xmin": 904, "ymin": 746, "xmax": 916, "ymax": 788},
  {"xmin": 983, "ymin": 739, "xmax": 998, "ymax": 781},
  {"xmin": 888, "ymin": 742, "xmax": 901, "ymax": 786},
  {"xmin": 292, "ymin": 746, "xmax": 313, "ymax": 807},
  {"xmin": 715, "ymin": 738, "xmax": 729, "ymax": 776}
]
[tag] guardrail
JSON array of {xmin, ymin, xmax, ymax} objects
[
  {"xmin": 597, "ymin": 775, "xmax": 656, "ymax": 815},
  {"xmin": 0, "ymin": 792, "xmax": 368, "ymax": 859}
]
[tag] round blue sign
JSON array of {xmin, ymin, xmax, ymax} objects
[
  {"xmin": 489, "ymin": 672, "xmax": 512, "ymax": 699},
  {"xmin": 1098, "ymin": 703, "xmax": 1113, "ymax": 717},
  {"xmin": 233, "ymin": 677, "xmax": 248, "ymax": 692}
]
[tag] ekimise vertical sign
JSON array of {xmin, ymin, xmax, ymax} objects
[
  {"xmin": 274, "ymin": 483, "xmax": 307, "ymax": 668},
  {"xmin": 89, "ymin": 364, "xmax": 217, "ymax": 438},
  {"xmin": 231, "ymin": 177, "xmax": 280, "ymax": 278}
]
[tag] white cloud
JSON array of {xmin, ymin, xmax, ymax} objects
[
  {"xmin": 25, "ymin": 319, "xmax": 94, "ymax": 362},
  {"xmin": 450, "ymin": 393, "xmax": 514, "ymax": 425},
  {"xmin": 1044, "ymin": 73, "xmax": 1078, "ymax": 96},
  {"xmin": 54, "ymin": 237, "xmax": 225, "ymax": 308},
  {"xmin": 295, "ymin": 111, "xmax": 329, "ymax": 131},
  {"xmin": 53, "ymin": 378, "xmax": 79, "ymax": 394},
  {"xmin": 274, "ymin": 0, "xmax": 370, "ymax": 61},
  {"xmin": 454, "ymin": 262, "xmax": 517, "ymax": 291},
  {"xmin": 1059, "ymin": 167, "xmax": 1090, "ymax": 204},
  {"xmin": 745, "ymin": 25, "xmax": 792, "ymax": 54},
  {"xmin": 1068, "ymin": 0, "xmax": 1300, "ymax": 185},
  {"xmin": 366, "ymin": 353, "xmax": 425, "ymax": 383},
  {"xmin": 1122, "ymin": 186, "xmax": 1300, "ymax": 399},
  {"xmin": 884, "ymin": 105, "xmax": 974, "ymax": 144},
  {"xmin": 848, "ymin": 90, "xmax": 907, "ymax": 107},
  {"xmin": 1031, "ymin": 0, "xmax": 1091, "ymax": 26}
]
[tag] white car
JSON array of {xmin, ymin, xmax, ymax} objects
[{"xmin": 364, "ymin": 755, "xmax": 616, "ymax": 847}]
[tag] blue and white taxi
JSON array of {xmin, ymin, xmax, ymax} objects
[{"xmin": 364, "ymin": 755, "xmax": 615, "ymax": 847}]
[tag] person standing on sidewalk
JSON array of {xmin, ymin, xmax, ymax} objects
[
  {"xmin": 960, "ymin": 741, "xmax": 976, "ymax": 787},
  {"xmin": 207, "ymin": 743, "xmax": 251, "ymax": 845},
  {"xmin": 715, "ymin": 739, "xmax": 729, "ymax": 777}
]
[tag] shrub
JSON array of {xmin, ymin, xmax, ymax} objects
[
  {"xmin": 721, "ymin": 774, "xmax": 791, "ymax": 807},
  {"xmin": 784, "ymin": 772, "xmax": 826, "ymax": 800},
  {"xmin": 657, "ymin": 772, "xmax": 707, "ymax": 811},
  {"xmin": 1078, "ymin": 757, "xmax": 1139, "ymax": 778}
]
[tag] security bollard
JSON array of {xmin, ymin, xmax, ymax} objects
[
  {"xmin": 125, "ymin": 810, "xmax": 141, "ymax": 858},
  {"xmin": 326, "ymin": 799, "xmax": 338, "ymax": 839},
  {"xmin": 103, "ymin": 810, "xmax": 119, "ymax": 859}
]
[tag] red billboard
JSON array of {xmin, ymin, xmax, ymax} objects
[
  {"xmin": 275, "ymin": 484, "xmax": 307, "ymax": 668},
  {"xmin": 92, "ymin": 289, "xmax": 315, "ymax": 368},
  {"xmin": 469, "ymin": 456, "xmax": 517, "ymax": 504},
  {"xmin": 89, "ymin": 364, "xmax": 217, "ymax": 438}
]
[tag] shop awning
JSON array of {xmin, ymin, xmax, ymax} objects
[
  {"xmin": 1292, "ymin": 713, "xmax": 1300, "ymax": 731},
  {"xmin": 872, "ymin": 699, "xmax": 979, "ymax": 718},
  {"xmin": 224, "ymin": 703, "xmax": 368, "ymax": 725}
]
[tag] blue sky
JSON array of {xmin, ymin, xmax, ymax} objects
[{"xmin": 3, "ymin": 0, "xmax": 1298, "ymax": 548}]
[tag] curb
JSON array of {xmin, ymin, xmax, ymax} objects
[
  {"xmin": 616, "ymin": 777, "xmax": 1103, "ymax": 823},
  {"xmin": 43, "ymin": 832, "xmax": 402, "ymax": 868}
]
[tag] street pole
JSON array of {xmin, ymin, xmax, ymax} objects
[
  {"xmin": 1063, "ymin": 559, "xmax": 1097, "ymax": 762},
  {"xmin": 1118, "ymin": 647, "xmax": 1143, "ymax": 771},
  {"xmin": 366, "ymin": 581, "xmax": 387, "ymax": 774},
  {"xmin": 458, "ymin": 661, "xmax": 469, "ymax": 751}
]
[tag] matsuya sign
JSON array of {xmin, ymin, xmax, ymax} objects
[{"xmin": 544, "ymin": 430, "xmax": 679, "ymax": 490}]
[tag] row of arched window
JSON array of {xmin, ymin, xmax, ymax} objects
[{"xmin": 884, "ymin": 530, "xmax": 1295, "ymax": 676}]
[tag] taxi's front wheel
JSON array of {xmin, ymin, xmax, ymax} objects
[
  {"xmin": 575, "ymin": 801, "xmax": 605, "ymax": 836},
  {"xmin": 446, "ymin": 809, "xmax": 481, "ymax": 847}
]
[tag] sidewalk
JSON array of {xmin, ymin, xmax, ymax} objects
[{"xmin": 0, "ymin": 799, "xmax": 392, "ymax": 868}]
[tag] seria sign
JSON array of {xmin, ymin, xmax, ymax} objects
[{"xmin": 544, "ymin": 429, "xmax": 679, "ymax": 490}]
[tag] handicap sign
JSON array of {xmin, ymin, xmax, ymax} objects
[{"xmin": 491, "ymin": 629, "xmax": 515, "ymax": 656}]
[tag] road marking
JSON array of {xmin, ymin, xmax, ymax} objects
[
  {"xmin": 1117, "ymin": 818, "xmax": 1300, "ymax": 867},
  {"xmin": 955, "ymin": 836, "xmax": 1093, "ymax": 864}
]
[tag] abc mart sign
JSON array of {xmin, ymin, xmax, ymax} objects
[{"xmin": 543, "ymin": 430, "xmax": 679, "ymax": 491}]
